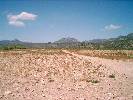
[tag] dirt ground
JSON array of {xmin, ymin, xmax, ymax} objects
[{"xmin": 0, "ymin": 49, "xmax": 133, "ymax": 100}]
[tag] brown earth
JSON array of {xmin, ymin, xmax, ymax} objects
[{"xmin": 0, "ymin": 50, "xmax": 133, "ymax": 100}]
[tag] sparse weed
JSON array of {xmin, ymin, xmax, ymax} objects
[
  {"xmin": 109, "ymin": 74, "xmax": 115, "ymax": 78},
  {"xmin": 90, "ymin": 80, "xmax": 99, "ymax": 83}
]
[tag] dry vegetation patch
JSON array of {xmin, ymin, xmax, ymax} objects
[{"xmin": 72, "ymin": 50, "xmax": 133, "ymax": 60}]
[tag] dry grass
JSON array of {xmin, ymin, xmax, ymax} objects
[{"xmin": 71, "ymin": 50, "xmax": 133, "ymax": 60}]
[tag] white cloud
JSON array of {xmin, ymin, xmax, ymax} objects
[
  {"xmin": 104, "ymin": 24, "xmax": 122, "ymax": 31},
  {"xmin": 9, "ymin": 21, "xmax": 25, "ymax": 27},
  {"xmin": 7, "ymin": 12, "xmax": 37, "ymax": 27}
]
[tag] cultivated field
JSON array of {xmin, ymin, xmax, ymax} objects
[{"xmin": 0, "ymin": 49, "xmax": 133, "ymax": 100}]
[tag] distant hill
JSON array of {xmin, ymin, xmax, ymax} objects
[
  {"xmin": 91, "ymin": 33, "xmax": 133, "ymax": 50},
  {"xmin": 0, "ymin": 39, "xmax": 23, "ymax": 45},
  {"xmin": 89, "ymin": 33, "xmax": 133, "ymax": 43},
  {"xmin": 0, "ymin": 39, "xmax": 26, "ymax": 50},
  {"xmin": 54, "ymin": 37, "xmax": 80, "ymax": 43},
  {"xmin": 89, "ymin": 39, "xmax": 107, "ymax": 44},
  {"xmin": 0, "ymin": 33, "xmax": 133, "ymax": 50},
  {"xmin": 106, "ymin": 33, "xmax": 133, "ymax": 49}
]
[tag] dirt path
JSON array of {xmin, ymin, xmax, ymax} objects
[
  {"xmin": 62, "ymin": 50, "xmax": 133, "ymax": 100},
  {"xmin": 62, "ymin": 50, "xmax": 133, "ymax": 78}
]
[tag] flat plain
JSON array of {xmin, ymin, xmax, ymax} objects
[{"xmin": 0, "ymin": 49, "xmax": 133, "ymax": 100}]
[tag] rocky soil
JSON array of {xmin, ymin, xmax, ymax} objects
[{"xmin": 0, "ymin": 50, "xmax": 133, "ymax": 100}]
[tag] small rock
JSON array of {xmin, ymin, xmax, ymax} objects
[
  {"xmin": 42, "ymin": 94, "xmax": 45, "ymax": 97},
  {"xmin": 5, "ymin": 90, "xmax": 12, "ymax": 95}
]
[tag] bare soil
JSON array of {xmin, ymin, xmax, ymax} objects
[{"xmin": 0, "ymin": 49, "xmax": 133, "ymax": 100}]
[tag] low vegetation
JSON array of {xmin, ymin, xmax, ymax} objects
[
  {"xmin": 86, "ymin": 79, "xmax": 100, "ymax": 83},
  {"xmin": 0, "ymin": 44, "xmax": 26, "ymax": 50},
  {"xmin": 109, "ymin": 74, "xmax": 115, "ymax": 78},
  {"xmin": 91, "ymin": 80, "xmax": 99, "ymax": 83}
]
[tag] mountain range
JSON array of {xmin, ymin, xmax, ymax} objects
[{"xmin": 0, "ymin": 33, "xmax": 133, "ymax": 50}]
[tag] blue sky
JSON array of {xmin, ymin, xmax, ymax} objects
[{"xmin": 0, "ymin": 0, "xmax": 133, "ymax": 42}]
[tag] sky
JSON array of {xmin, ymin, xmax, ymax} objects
[{"xmin": 0, "ymin": 0, "xmax": 133, "ymax": 43}]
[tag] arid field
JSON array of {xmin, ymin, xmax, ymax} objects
[{"xmin": 0, "ymin": 49, "xmax": 133, "ymax": 100}]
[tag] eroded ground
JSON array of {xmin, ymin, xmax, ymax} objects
[{"xmin": 0, "ymin": 49, "xmax": 133, "ymax": 100}]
